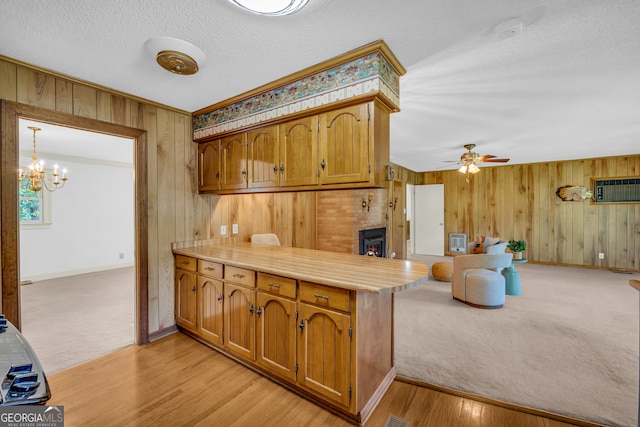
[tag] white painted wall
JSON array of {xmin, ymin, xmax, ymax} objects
[{"xmin": 19, "ymin": 156, "xmax": 134, "ymax": 282}]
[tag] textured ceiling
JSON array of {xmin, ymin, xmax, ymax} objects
[{"xmin": 1, "ymin": 0, "xmax": 639, "ymax": 172}]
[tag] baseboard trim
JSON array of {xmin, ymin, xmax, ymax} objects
[
  {"xmin": 395, "ymin": 376, "xmax": 609, "ymax": 427},
  {"xmin": 148, "ymin": 325, "xmax": 178, "ymax": 342}
]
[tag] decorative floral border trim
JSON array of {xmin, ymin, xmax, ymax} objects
[{"xmin": 193, "ymin": 52, "xmax": 400, "ymax": 139}]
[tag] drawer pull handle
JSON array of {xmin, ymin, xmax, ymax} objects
[
  {"xmin": 205, "ymin": 267, "xmax": 216, "ymax": 271},
  {"xmin": 268, "ymin": 283, "xmax": 280, "ymax": 289},
  {"xmin": 233, "ymin": 273, "xmax": 245, "ymax": 279},
  {"xmin": 314, "ymin": 294, "xmax": 329, "ymax": 301},
  {"xmin": 180, "ymin": 261, "xmax": 190, "ymax": 265}
]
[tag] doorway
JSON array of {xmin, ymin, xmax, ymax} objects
[
  {"xmin": 0, "ymin": 100, "xmax": 148, "ymax": 344},
  {"xmin": 18, "ymin": 119, "xmax": 135, "ymax": 373},
  {"xmin": 413, "ymin": 184, "xmax": 445, "ymax": 255}
]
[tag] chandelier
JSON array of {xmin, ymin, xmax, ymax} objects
[
  {"xmin": 18, "ymin": 126, "xmax": 68, "ymax": 192},
  {"xmin": 228, "ymin": 0, "xmax": 309, "ymax": 16}
]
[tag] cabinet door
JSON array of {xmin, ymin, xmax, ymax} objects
[
  {"xmin": 279, "ymin": 116, "xmax": 318, "ymax": 187},
  {"xmin": 256, "ymin": 292, "xmax": 297, "ymax": 381},
  {"xmin": 297, "ymin": 303, "xmax": 351, "ymax": 407},
  {"xmin": 319, "ymin": 103, "xmax": 369, "ymax": 184},
  {"xmin": 221, "ymin": 133, "xmax": 248, "ymax": 190},
  {"xmin": 198, "ymin": 140, "xmax": 221, "ymax": 192},
  {"xmin": 248, "ymin": 126, "xmax": 279, "ymax": 189},
  {"xmin": 225, "ymin": 283, "xmax": 256, "ymax": 361},
  {"xmin": 198, "ymin": 276, "xmax": 224, "ymax": 347},
  {"xmin": 175, "ymin": 269, "xmax": 197, "ymax": 332}
]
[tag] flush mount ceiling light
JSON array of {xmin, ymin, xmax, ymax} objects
[
  {"xmin": 145, "ymin": 37, "xmax": 207, "ymax": 75},
  {"xmin": 228, "ymin": 0, "xmax": 309, "ymax": 16}
]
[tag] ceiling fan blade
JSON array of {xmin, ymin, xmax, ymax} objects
[
  {"xmin": 477, "ymin": 155, "xmax": 496, "ymax": 161},
  {"xmin": 482, "ymin": 158, "xmax": 510, "ymax": 163}
]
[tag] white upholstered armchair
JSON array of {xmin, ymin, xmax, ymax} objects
[{"xmin": 452, "ymin": 253, "xmax": 513, "ymax": 309}]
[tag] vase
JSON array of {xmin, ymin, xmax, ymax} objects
[{"xmin": 513, "ymin": 251, "xmax": 523, "ymax": 260}]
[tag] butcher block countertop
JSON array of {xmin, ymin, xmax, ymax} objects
[
  {"xmin": 631, "ymin": 280, "xmax": 640, "ymax": 292},
  {"xmin": 173, "ymin": 242, "xmax": 430, "ymax": 294}
]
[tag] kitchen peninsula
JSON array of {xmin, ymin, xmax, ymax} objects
[{"xmin": 172, "ymin": 241, "xmax": 429, "ymax": 425}]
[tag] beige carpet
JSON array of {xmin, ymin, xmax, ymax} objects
[
  {"xmin": 20, "ymin": 267, "xmax": 135, "ymax": 375},
  {"xmin": 397, "ymin": 253, "xmax": 639, "ymax": 427}
]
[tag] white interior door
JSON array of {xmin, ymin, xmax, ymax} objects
[{"xmin": 413, "ymin": 184, "xmax": 445, "ymax": 255}]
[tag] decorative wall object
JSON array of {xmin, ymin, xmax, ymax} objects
[{"xmin": 556, "ymin": 185, "xmax": 593, "ymax": 202}]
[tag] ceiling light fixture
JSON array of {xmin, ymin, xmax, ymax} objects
[
  {"xmin": 19, "ymin": 126, "xmax": 68, "ymax": 192},
  {"xmin": 145, "ymin": 37, "xmax": 207, "ymax": 76},
  {"xmin": 228, "ymin": 0, "xmax": 309, "ymax": 16}
]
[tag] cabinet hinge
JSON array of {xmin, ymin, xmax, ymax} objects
[
  {"xmin": 317, "ymin": 122, "xmax": 320, "ymax": 132},
  {"xmin": 348, "ymin": 386, "xmax": 352, "ymax": 400},
  {"xmin": 295, "ymin": 363, "xmax": 298, "ymax": 374},
  {"xmin": 368, "ymin": 163, "xmax": 371, "ymax": 174},
  {"xmin": 349, "ymin": 324, "xmax": 352, "ymax": 338},
  {"xmin": 295, "ymin": 310, "xmax": 298, "ymax": 321}
]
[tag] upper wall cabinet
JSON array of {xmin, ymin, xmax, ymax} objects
[
  {"xmin": 196, "ymin": 101, "xmax": 389, "ymax": 194},
  {"xmin": 192, "ymin": 40, "xmax": 405, "ymax": 194},
  {"xmin": 279, "ymin": 116, "xmax": 318, "ymax": 188},
  {"xmin": 248, "ymin": 125, "xmax": 279, "ymax": 189},
  {"xmin": 198, "ymin": 140, "xmax": 221, "ymax": 192},
  {"xmin": 318, "ymin": 103, "xmax": 369, "ymax": 185}
]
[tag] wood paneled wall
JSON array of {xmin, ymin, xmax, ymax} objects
[
  {"xmin": 423, "ymin": 156, "xmax": 640, "ymax": 270},
  {"xmin": 0, "ymin": 56, "xmax": 317, "ymax": 338}
]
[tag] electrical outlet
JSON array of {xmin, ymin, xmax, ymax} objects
[
  {"xmin": 221, "ymin": 225, "xmax": 227, "ymax": 235},
  {"xmin": 598, "ymin": 252, "xmax": 605, "ymax": 259},
  {"xmin": 119, "ymin": 253, "xmax": 124, "ymax": 259},
  {"xmin": 232, "ymin": 224, "xmax": 239, "ymax": 234}
]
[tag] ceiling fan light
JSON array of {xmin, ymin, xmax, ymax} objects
[
  {"xmin": 468, "ymin": 163, "xmax": 480, "ymax": 174},
  {"xmin": 458, "ymin": 165, "xmax": 468, "ymax": 174},
  {"xmin": 228, "ymin": 0, "xmax": 309, "ymax": 16}
]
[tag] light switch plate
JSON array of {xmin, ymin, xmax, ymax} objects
[
  {"xmin": 221, "ymin": 225, "xmax": 227, "ymax": 235},
  {"xmin": 232, "ymin": 224, "xmax": 238, "ymax": 234}
]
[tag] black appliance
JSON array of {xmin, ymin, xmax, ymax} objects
[{"xmin": 0, "ymin": 315, "xmax": 50, "ymax": 406}]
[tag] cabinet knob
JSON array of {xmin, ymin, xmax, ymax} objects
[
  {"xmin": 299, "ymin": 320, "xmax": 305, "ymax": 332},
  {"xmin": 321, "ymin": 159, "xmax": 326, "ymax": 170},
  {"xmin": 256, "ymin": 307, "xmax": 262, "ymax": 317},
  {"xmin": 273, "ymin": 165, "xmax": 278, "ymax": 173},
  {"xmin": 249, "ymin": 304, "xmax": 255, "ymax": 314},
  {"xmin": 217, "ymin": 294, "xmax": 223, "ymax": 301},
  {"xmin": 280, "ymin": 164, "xmax": 285, "ymax": 173},
  {"xmin": 191, "ymin": 286, "xmax": 196, "ymax": 293}
]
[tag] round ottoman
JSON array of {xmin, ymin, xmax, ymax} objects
[{"xmin": 432, "ymin": 262, "xmax": 453, "ymax": 282}]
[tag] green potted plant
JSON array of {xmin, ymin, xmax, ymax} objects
[{"xmin": 507, "ymin": 239, "xmax": 526, "ymax": 259}]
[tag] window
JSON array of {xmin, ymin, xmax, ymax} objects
[{"xmin": 19, "ymin": 183, "xmax": 51, "ymax": 227}]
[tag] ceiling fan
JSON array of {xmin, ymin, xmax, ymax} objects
[{"xmin": 448, "ymin": 144, "xmax": 510, "ymax": 181}]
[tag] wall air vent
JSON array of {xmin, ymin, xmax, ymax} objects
[
  {"xmin": 592, "ymin": 177, "xmax": 640, "ymax": 204},
  {"xmin": 449, "ymin": 233, "xmax": 467, "ymax": 253}
]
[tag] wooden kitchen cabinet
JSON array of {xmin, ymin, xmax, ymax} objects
[
  {"xmin": 297, "ymin": 301, "xmax": 352, "ymax": 407},
  {"xmin": 248, "ymin": 125, "xmax": 279, "ymax": 189},
  {"xmin": 197, "ymin": 140, "xmax": 221, "ymax": 192},
  {"xmin": 196, "ymin": 101, "xmax": 390, "ymax": 194},
  {"xmin": 174, "ymin": 255, "xmax": 197, "ymax": 333},
  {"xmin": 221, "ymin": 133, "xmax": 248, "ymax": 191},
  {"xmin": 197, "ymin": 260, "xmax": 224, "ymax": 346},
  {"xmin": 173, "ymin": 243, "xmax": 428, "ymax": 425},
  {"xmin": 318, "ymin": 103, "xmax": 369, "ymax": 185},
  {"xmin": 279, "ymin": 115, "xmax": 318, "ymax": 187},
  {"xmin": 224, "ymin": 266, "xmax": 257, "ymax": 361},
  {"xmin": 256, "ymin": 273, "xmax": 297, "ymax": 381}
]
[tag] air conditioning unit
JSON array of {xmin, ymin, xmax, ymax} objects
[{"xmin": 449, "ymin": 233, "xmax": 467, "ymax": 253}]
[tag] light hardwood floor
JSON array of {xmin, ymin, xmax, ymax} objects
[{"xmin": 48, "ymin": 332, "xmax": 590, "ymax": 427}]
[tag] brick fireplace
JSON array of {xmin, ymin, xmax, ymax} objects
[{"xmin": 316, "ymin": 189, "xmax": 388, "ymax": 256}]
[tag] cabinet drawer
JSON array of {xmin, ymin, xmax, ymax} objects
[
  {"xmin": 300, "ymin": 281, "xmax": 350, "ymax": 312},
  {"xmin": 225, "ymin": 266, "xmax": 256, "ymax": 287},
  {"xmin": 198, "ymin": 260, "xmax": 223, "ymax": 279},
  {"xmin": 257, "ymin": 273, "xmax": 296, "ymax": 299},
  {"xmin": 175, "ymin": 255, "xmax": 197, "ymax": 272}
]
